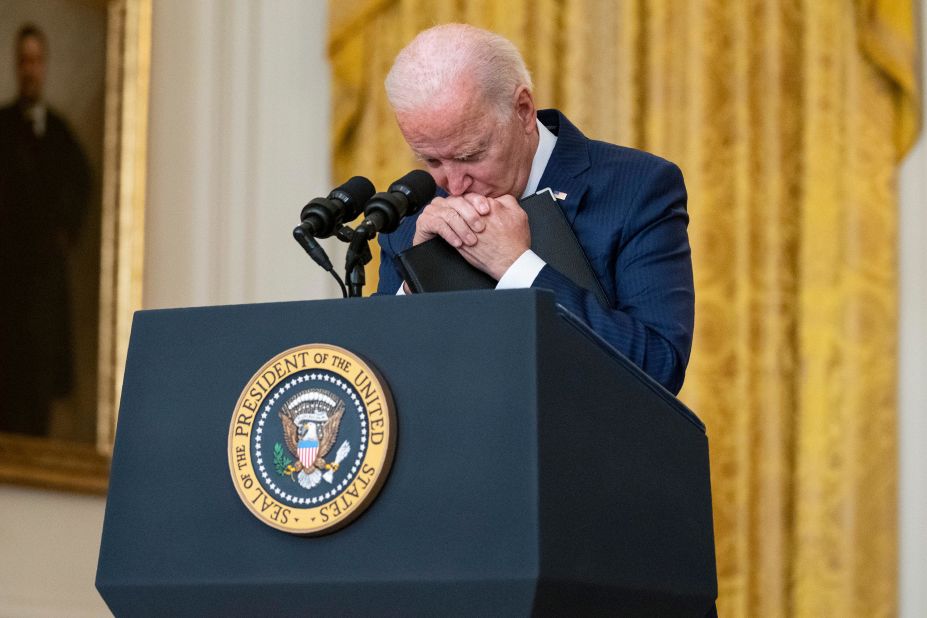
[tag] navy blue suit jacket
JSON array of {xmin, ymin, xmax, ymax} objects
[{"xmin": 376, "ymin": 109, "xmax": 694, "ymax": 394}]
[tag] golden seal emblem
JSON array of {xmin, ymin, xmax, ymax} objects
[{"xmin": 228, "ymin": 344, "xmax": 396, "ymax": 535}]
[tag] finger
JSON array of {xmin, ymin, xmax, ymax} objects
[
  {"xmin": 416, "ymin": 209, "xmax": 470, "ymax": 248},
  {"xmin": 444, "ymin": 196, "xmax": 486, "ymax": 232},
  {"xmin": 493, "ymin": 194, "xmax": 521, "ymax": 210},
  {"xmin": 414, "ymin": 203, "xmax": 461, "ymax": 245},
  {"xmin": 435, "ymin": 206, "xmax": 480, "ymax": 245},
  {"xmin": 462, "ymin": 193, "xmax": 492, "ymax": 216}
]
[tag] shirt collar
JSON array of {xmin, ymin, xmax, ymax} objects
[
  {"xmin": 21, "ymin": 101, "xmax": 47, "ymax": 137},
  {"xmin": 521, "ymin": 118, "xmax": 558, "ymax": 198}
]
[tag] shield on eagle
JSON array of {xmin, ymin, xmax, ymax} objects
[{"xmin": 298, "ymin": 423, "xmax": 320, "ymax": 468}]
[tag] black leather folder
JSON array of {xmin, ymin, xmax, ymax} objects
[{"xmin": 396, "ymin": 189, "xmax": 609, "ymax": 306}]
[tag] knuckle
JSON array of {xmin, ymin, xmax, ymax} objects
[{"xmin": 458, "ymin": 209, "xmax": 479, "ymax": 224}]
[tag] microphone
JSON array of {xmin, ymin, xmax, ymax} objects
[
  {"xmin": 357, "ymin": 170, "xmax": 436, "ymax": 236},
  {"xmin": 343, "ymin": 170, "xmax": 435, "ymax": 297},
  {"xmin": 294, "ymin": 175, "xmax": 376, "ymax": 239},
  {"xmin": 293, "ymin": 177, "xmax": 375, "ymax": 298}
]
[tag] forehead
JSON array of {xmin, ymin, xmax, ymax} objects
[{"xmin": 396, "ymin": 95, "xmax": 502, "ymax": 159}]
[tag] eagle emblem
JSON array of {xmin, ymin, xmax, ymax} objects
[
  {"xmin": 276, "ymin": 388, "xmax": 351, "ymax": 490},
  {"xmin": 230, "ymin": 344, "xmax": 396, "ymax": 534}
]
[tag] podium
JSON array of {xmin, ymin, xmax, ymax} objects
[{"xmin": 96, "ymin": 289, "xmax": 717, "ymax": 616}]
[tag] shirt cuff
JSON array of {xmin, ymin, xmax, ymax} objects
[
  {"xmin": 396, "ymin": 283, "xmax": 406, "ymax": 295},
  {"xmin": 495, "ymin": 250, "xmax": 547, "ymax": 290}
]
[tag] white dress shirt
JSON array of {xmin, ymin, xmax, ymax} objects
[{"xmin": 496, "ymin": 118, "xmax": 556, "ymax": 289}]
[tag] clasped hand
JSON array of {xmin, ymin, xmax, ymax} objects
[{"xmin": 412, "ymin": 193, "xmax": 530, "ymax": 280}]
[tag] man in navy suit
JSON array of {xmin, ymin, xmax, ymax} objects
[{"xmin": 377, "ymin": 24, "xmax": 694, "ymax": 395}]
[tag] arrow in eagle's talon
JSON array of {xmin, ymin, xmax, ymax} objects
[{"xmin": 322, "ymin": 441, "xmax": 351, "ymax": 484}]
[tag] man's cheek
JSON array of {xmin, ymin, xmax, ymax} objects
[
  {"xmin": 468, "ymin": 165, "xmax": 497, "ymax": 194},
  {"xmin": 430, "ymin": 170, "xmax": 448, "ymax": 191}
]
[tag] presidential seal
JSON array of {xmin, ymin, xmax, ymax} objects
[{"xmin": 228, "ymin": 344, "xmax": 395, "ymax": 535}]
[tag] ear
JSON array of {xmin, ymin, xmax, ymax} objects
[{"xmin": 513, "ymin": 86, "xmax": 536, "ymax": 134}]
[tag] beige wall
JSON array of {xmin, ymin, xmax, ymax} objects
[
  {"xmin": 144, "ymin": 0, "xmax": 337, "ymax": 309},
  {"xmin": 0, "ymin": 487, "xmax": 107, "ymax": 617}
]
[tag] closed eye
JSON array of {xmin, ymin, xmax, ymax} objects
[
  {"xmin": 415, "ymin": 151, "xmax": 483, "ymax": 166},
  {"xmin": 456, "ymin": 150, "xmax": 484, "ymax": 163},
  {"xmin": 414, "ymin": 153, "xmax": 441, "ymax": 167}
]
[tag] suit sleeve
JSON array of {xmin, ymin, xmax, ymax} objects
[
  {"xmin": 532, "ymin": 161, "xmax": 694, "ymax": 394},
  {"xmin": 375, "ymin": 229, "xmax": 405, "ymax": 295}
]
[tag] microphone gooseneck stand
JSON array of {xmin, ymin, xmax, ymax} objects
[
  {"xmin": 295, "ymin": 219, "xmax": 374, "ymax": 298},
  {"xmin": 344, "ymin": 223, "xmax": 376, "ymax": 298},
  {"xmin": 293, "ymin": 227, "xmax": 348, "ymax": 298}
]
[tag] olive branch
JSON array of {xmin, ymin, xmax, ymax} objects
[{"xmin": 273, "ymin": 442, "xmax": 295, "ymax": 478}]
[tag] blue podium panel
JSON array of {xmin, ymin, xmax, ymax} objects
[
  {"xmin": 534, "ymin": 308, "xmax": 715, "ymax": 616},
  {"xmin": 97, "ymin": 290, "xmax": 715, "ymax": 617}
]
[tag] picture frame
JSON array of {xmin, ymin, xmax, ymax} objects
[{"xmin": 0, "ymin": 0, "xmax": 150, "ymax": 493}]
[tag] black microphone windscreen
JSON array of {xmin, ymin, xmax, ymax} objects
[
  {"xmin": 330, "ymin": 176, "xmax": 376, "ymax": 220},
  {"xmin": 388, "ymin": 170, "xmax": 436, "ymax": 214}
]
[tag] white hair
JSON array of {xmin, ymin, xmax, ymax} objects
[{"xmin": 385, "ymin": 24, "xmax": 533, "ymax": 119}]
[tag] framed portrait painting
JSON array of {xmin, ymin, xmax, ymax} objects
[{"xmin": 0, "ymin": 0, "xmax": 149, "ymax": 493}]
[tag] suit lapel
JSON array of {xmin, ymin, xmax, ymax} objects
[{"xmin": 536, "ymin": 110, "xmax": 591, "ymax": 225}]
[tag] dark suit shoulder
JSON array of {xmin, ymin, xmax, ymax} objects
[
  {"xmin": 540, "ymin": 109, "xmax": 683, "ymax": 193},
  {"xmin": 44, "ymin": 105, "xmax": 73, "ymax": 129},
  {"xmin": 43, "ymin": 106, "xmax": 84, "ymax": 147},
  {"xmin": 585, "ymin": 137, "xmax": 680, "ymax": 176}
]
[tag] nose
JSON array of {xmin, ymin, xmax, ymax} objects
[{"xmin": 444, "ymin": 164, "xmax": 472, "ymax": 196}]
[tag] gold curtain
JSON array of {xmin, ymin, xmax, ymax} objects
[{"xmin": 328, "ymin": 1, "xmax": 920, "ymax": 615}]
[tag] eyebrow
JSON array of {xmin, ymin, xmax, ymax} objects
[
  {"xmin": 414, "ymin": 142, "xmax": 487, "ymax": 162},
  {"xmin": 454, "ymin": 146, "xmax": 485, "ymax": 160}
]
